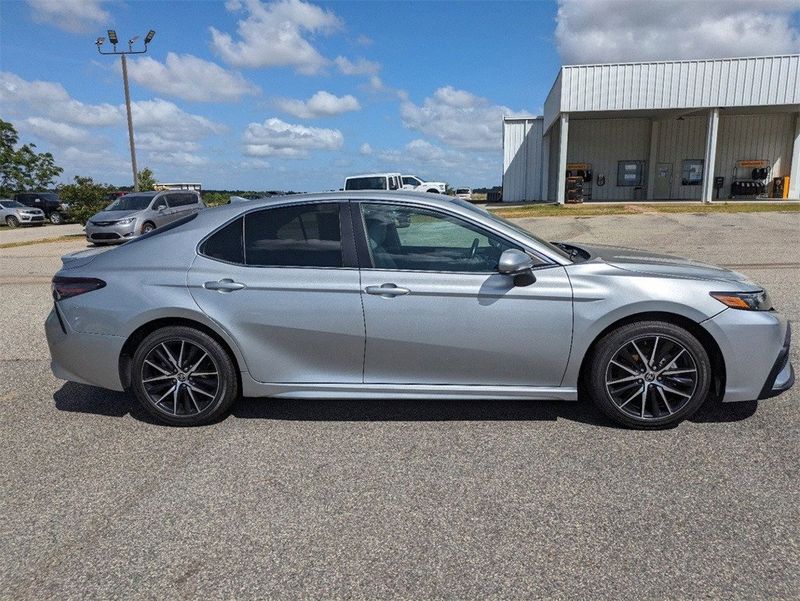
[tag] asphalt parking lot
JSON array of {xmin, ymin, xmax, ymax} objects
[{"xmin": 1, "ymin": 211, "xmax": 798, "ymax": 599}]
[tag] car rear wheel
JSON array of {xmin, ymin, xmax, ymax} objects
[
  {"xmin": 49, "ymin": 211, "xmax": 64, "ymax": 225},
  {"xmin": 587, "ymin": 321, "xmax": 711, "ymax": 429},
  {"xmin": 6, "ymin": 216, "xmax": 19, "ymax": 228},
  {"xmin": 142, "ymin": 221, "xmax": 156, "ymax": 234},
  {"xmin": 131, "ymin": 326, "xmax": 238, "ymax": 426}
]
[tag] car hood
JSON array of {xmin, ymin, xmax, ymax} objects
[
  {"xmin": 90, "ymin": 210, "xmax": 141, "ymax": 222},
  {"xmin": 569, "ymin": 243, "xmax": 757, "ymax": 286}
]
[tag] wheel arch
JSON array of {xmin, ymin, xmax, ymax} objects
[
  {"xmin": 576, "ymin": 311, "xmax": 726, "ymax": 403},
  {"xmin": 119, "ymin": 316, "xmax": 243, "ymax": 392}
]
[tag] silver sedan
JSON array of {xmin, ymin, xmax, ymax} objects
[{"xmin": 45, "ymin": 192, "xmax": 793, "ymax": 428}]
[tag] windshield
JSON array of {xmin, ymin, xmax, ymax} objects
[
  {"xmin": 105, "ymin": 193, "xmax": 156, "ymax": 211},
  {"xmin": 1, "ymin": 200, "xmax": 24, "ymax": 208},
  {"xmin": 37, "ymin": 193, "xmax": 60, "ymax": 202},
  {"xmin": 456, "ymin": 189, "xmax": 470, "ymax": 195},
  {"xmin": 448, "ymin": 197, "xmax": 573, "ymax": 261}
]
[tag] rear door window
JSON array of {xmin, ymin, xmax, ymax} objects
[{"xmin": 244, "ymin": 203, "xmax": 343, "ymax": 267}]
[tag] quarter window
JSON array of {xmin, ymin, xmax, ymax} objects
[
  {"xmin": 201, "ymin": 217, "xmax": 244, "ymax": 263},
  {"xmin": 244, "ymin": 203, "xmax": 343, "ymax": 267},
  {"xmin": 360, "ymin": 203, "xmax": 521, "ymax": 272}
]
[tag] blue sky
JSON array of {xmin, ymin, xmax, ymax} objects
[{"xmin": 1, "ymin": 0, "xmax": 798, "ymax": 191}]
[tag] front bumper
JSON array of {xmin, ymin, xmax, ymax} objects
[
  {"xmin": 85, "ymin": 220, "xmax": 138, "ymax": 244},
  {"xmin": 18, "ymin": 212, "xmax": 45, "ymax": 224},
  {"xmin": 758, "ymin": 322, "xmax": 794, "ymax": 400}
]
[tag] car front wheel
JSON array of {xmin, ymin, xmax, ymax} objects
[
  {"xmin": 141, "ymin": 222, "xmax": 156, "ymax": 234},
  {"xmin": 49, "ymin": 211, "xmax": 64, "ymax": 225},
  {"xmin": 587, "ymin": 321, "xmax": 711, "ymax": 429},
  {"xmin": 131, "ymin": 326, "xmax": 238, "ymax": 426},
  {"xmin": 6, "ymin": 215, "xmax": 19, "ymax": 228}
]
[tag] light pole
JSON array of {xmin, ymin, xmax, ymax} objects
[{"xmin": 96, "ymin": 29, "xmax": 156, "ymax": 191}]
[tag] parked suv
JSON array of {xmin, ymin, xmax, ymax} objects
[
  {"xmin": 14, "ymin": 192, "xmax": 69, "ymax": 224},
  {"xmin": 85, "ymin": 190, "xmax": 205, "ymax": 245},
  {"xmin": 344, "ymin": 173, "xmax": 403, "ymax": 191},
  {"xmin": 0, "ymin": 199, "xmax": 45, "ymax": 227}
]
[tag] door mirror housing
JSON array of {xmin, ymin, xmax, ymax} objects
[
  {"xmin": 498, "ymin": 249, "xmax": 534, "ymax": 275},
  {"xmin": 498, "ymin": 249, "xmax": 536, "ymax": 286}
]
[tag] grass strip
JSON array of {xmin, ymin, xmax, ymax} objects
[
  {"xmin": 0, "ymin": 234, "xmax": 84, "ymax": 249},
  {"xmin": 492, "ymin": 202, "xmax": 800, "ymax": 219}
]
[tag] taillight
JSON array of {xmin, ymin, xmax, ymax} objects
[{"xmin": 51, "ymin": 276, "xmax": 106, "ymax": 301}]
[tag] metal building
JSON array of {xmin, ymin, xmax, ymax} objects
[{"xmin": 503, "ymin": 54, "xmax": 800, "ymax": 203}]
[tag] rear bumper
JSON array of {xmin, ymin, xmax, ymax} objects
[
  {"xmin": 45, "ymin": 306, "xmax": 125, "ymax": 391},
  {"xmin": 758, "ymin": 322, "xmax": 794, "ymax": 400}
]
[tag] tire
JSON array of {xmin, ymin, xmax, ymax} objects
[
  {"xmin": 141, "ymin": 221, "xmax": 156, "ymax": 234},
  {"xmin": 130, "ymin": 326, "xmax": 239, "ymax": 426},
  {"xmin": 6, "ymin": 216, "xmax": 19, "ymax": 228},
  {"xmin": 49, "ymin": 211, "xmax": 64, "ymax": 225},
  {"xmin": 587, "ymin": 321, "xmax": 711, "ymax": 429}
]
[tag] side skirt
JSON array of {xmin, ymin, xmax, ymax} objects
[{"xmin": 241, "ymin": 376, "xmax": 578, "ymax": 401}]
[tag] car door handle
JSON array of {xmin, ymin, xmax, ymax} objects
[
  {"xmin": 204, "ymin": 279, "xmax": 246, "ymax": 292},
  {"xmin": 365, "ymin": 283, "xmax": 410, "ymax": 297}
]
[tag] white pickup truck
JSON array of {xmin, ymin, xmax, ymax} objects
[{"xmin": 401, "ymin": 175, "xmax": 447, "ymax": 194}]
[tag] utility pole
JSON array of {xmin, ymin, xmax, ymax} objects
[{"xmin": 96, "ymin": 29, "xmax": 156, "ymax": 192}]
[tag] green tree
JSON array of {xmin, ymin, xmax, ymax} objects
[
  {"xmin": 136, "ymin": 167, "xmax": 157, "ymax": 191},
  {"xmin": 57, "ymin": 176, "xmax": 115, "ymax": 225},
  {"xmin": 0, "ymin": 118, "xmax": 63, "ymax": 196}
]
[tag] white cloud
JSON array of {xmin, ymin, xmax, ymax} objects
[
  {"xmin": 359, "ymin": 143, "xmax": 373, "ymax": 155},
  {"xmin": 21, "ymin": 117, "xmax": 91, "ymax": 146},
  {"xmin": 136, "ymin": 133, "xmax": 202, "ymax": 153},
  {"xmin": 377, "ymin": 139, "xmax": 465, "ymax": 170},
  {"xmin": 147, "ymin": 151, "xmax": 210, "ymax": 167},
  {"xmin": 275, "ymin": 90, "xmax": 360, "ymax": 119},
  {"xmin": 0, "ymin": 73, "xmax": 226, "ymax": 159},
  {"xmin": 0, "ymin": 71, "xmax": 120, "ymax": 127},
  {"xmin": 28, "ymin": 0, "xmax": 110, "ymax": 34},
  {"xmin": 400, "ymin": 86, "xmax": 527, "ymax": 151},
  {"xmin": 335, "ymin": 56, "xmax": 381, "ymax": 76},
  {"xmin": 243, "ymin": 117, "xmax": 343, "ymax": 157},
  {"xmin": 130, "ymin": 99, "xmax": 227, "ymax": 141},
  {"xmin": 126, "ymin": 53, "xmax": 259, "ymax": 102},
  {"xmin": 356, "ymin": 34, "xmax": 373, "ymax": 47},
  {"xmin": 556, "ymin": 0, "xmax": 800, "ymax": 64},
  {"xmin": 210, "ymin": 0, "xmax": 342, "ymax": 74}
]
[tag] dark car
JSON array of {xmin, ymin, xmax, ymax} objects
[{"xmin": 14, "ymin": 192, "xmax": 68, "ymax": 224}]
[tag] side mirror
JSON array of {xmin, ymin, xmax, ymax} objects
[
  {"xmin": 157, "ymin": 205, "xmax": 166, "ymax": 212},
  {"xmin": 498, "ymin": 249, "xmax": 536, "ymax": 286}
]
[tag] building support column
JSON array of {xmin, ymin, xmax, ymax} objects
[
  {"xmin": 789, "ymin": 113, "xmax": 800, "ymax": 199},
  {"xmin": 541, "ymin": 131, "xmax": 550, "ymax": 201},
  {"xmin": 701, "ymin": 107, "xmax": 720, "ymax": 203},
  {"xmin": 556, "ymin": 113, "xmax": 569, "ymax": 205},
  {"xmin": 646, "ymin": 120, "xmax": 660, "ymax": 200}
]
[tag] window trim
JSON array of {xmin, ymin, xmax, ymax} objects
[
  {"xmin": 351, "ymin": 199, "xmax": 555, "ymax": 275},
  {"xmin": 197, "ymin": 200, "xmax": 357, "ymax": 270}
]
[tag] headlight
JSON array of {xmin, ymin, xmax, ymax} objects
[
  {"xmin": 710, "ymin": 290, "xmax": 773, "ymax": 311},
  {"xmin": 115, "ymin": 217, "xmax": 135, "ymax": 225}
]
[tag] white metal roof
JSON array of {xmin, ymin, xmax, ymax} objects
[{"xmin": 543, "ymin": 54, "xmax": 800, "ymax": 131}]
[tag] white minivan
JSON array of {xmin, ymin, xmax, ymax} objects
[{"xmin": 344, "ymin": 173, "xmax": 403, "ymax": 191}]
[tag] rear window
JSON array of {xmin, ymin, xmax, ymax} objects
[
  {"xmin": 456, "ymin": 189, "xmax": 470, "ymax": 195},
  {"xmin": 345, "ymin": 177, "xmax": 386, "ymax": 190}
]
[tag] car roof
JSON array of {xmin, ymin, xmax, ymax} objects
[{"xmin": 344, "ymin": 173, "xmax": 402, "ymax": 178}]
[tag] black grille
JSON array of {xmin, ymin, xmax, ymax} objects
[
  {"xmin": 90, "ymin": 232, "xmax": 121, "ymax": 240},
  {"xmin": 90, "ymin": 220, "xmax": 116, "ymax": 226}
]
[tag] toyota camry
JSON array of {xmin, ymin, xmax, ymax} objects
[{"xmin": 46, "ymin": 191, "xmax": 793, "ymax": 428}]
